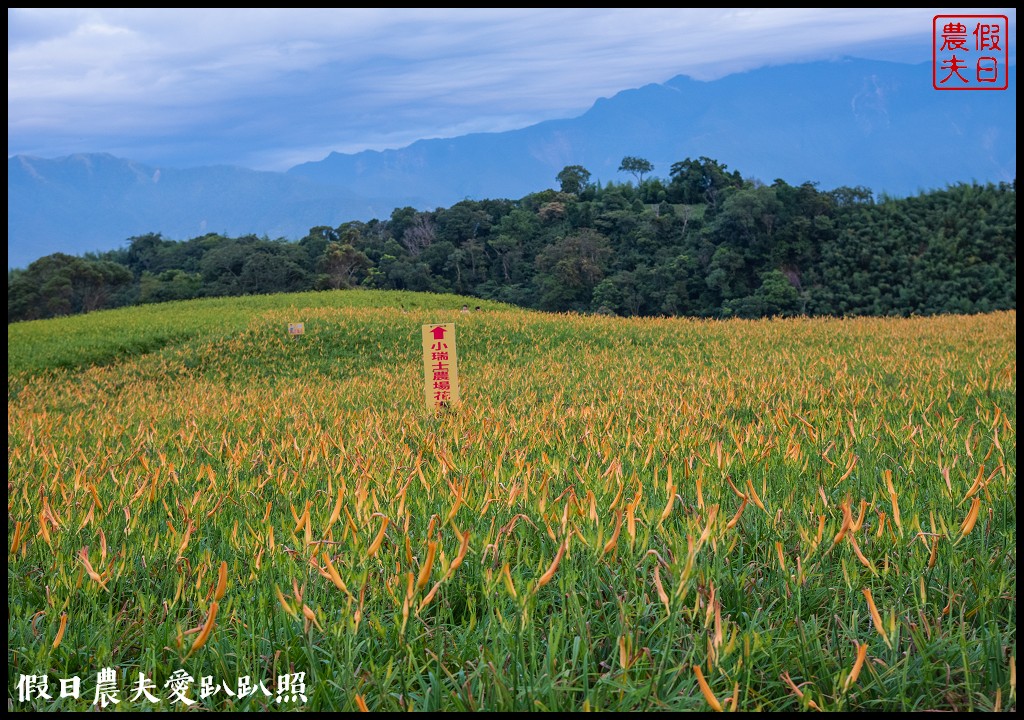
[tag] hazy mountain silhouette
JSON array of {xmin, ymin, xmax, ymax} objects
[
  {"xmin": 289, "ymin": 58, "xmax": 1015, "ymax": 203},
  {"xmin": 8, "ymin": 57, "xmax": 1015, "ymax": 269},
  {"xmin": 8, "ymin": 154, "xmax": 406, "ymax": 269}
]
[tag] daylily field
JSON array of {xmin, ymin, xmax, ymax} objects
[{"xmin": 7, "ymin": 291, "xmax": 1016, "ymax": 711}]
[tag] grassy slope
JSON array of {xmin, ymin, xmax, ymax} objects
[
  {"xmin": 7, "ymin": 290, "xmax": 509, "ymax": 377},
  {"xmin": 7, "ymin": 291, "xmax": 1017, "ymax": 712}
]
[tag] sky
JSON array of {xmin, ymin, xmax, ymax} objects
[{"xmin": 7, "ymin": 8, "xmax": 1017, "ymax": 172}]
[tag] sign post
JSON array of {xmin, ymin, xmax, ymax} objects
[
  {"xmin": 422, "ymin": 324, "xmax": 459, "ymax": 411},
  {"xmin": 288, "ymin": 322, "xmax": 305, "ymax": 339}
]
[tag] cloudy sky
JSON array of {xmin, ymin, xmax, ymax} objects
[{"xmin": 7, "ymin": 8, "xmax": 1017, "ymax": 171}]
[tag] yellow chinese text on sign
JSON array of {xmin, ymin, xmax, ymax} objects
[{"xmin": 422, "ymin": 324, "xmax": 459, "ymax": 410}]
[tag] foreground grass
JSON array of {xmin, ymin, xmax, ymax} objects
[
  {"xmin": 7, "ymin": 292, "xmax": 1016, "ymax": 711},
  {"xmin": 7, "ymin": 289, "xmax": 506, "ymax": 377}
]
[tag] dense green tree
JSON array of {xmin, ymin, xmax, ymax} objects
[
  {"xmin": 436, "ymin": 202, "xmax": 492, "ymax": 246},
  {"xmin": 668, "ymin": 157, "xmax": 744, "ymax": 206},
  {"xmin": 317, "ymin": 242, "xmax": 372, "ymax": 290},
  {"xmin": 125, "ymin": 233, "xmax": 174, "ymax": 275},
  {"xmin": 199, "ymin": 239, "xmax": 252, "ymax": 296},
  {"xmin": 239, "ymin": 252, "xmax": 309, "ymax": 295},
  {"xmin": 725, "ymin": 270, "xmax": 802, "ymax": 318},
  {"xmin": 533, "ymin": 229, "xmax": 612, "ymax": 311},
  {"xmin": 557, "ymin": 165, "xmax": 592, "ymax": 195},
  {"xmin": 138, "ymin": 269, "xmax": 203, "ymax": 304},
  {"xmin": 8, "ymin": 253, "xmax": 132, "ymax": 321},
  {"xmin": 299, "ymin": 226, "xmax": 342, "ymax": 271},
  {"xmin": 618, "ymin": 156, "xmax": 654, "ymax": 184}
]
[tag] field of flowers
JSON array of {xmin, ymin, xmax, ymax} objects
[{"xmin": 7, "ymin": 292, "xmax": 1016, "ymax": 711}]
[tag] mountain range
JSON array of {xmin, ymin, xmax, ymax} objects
[{"xmin": 8, "ymin": 57, "xmax": 1016, "ymax": 270}]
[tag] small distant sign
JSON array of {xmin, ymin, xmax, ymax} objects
[
  {"xmin": 288, "ymin": 322, "xmax": 305, "ymax": 337},
  {"xmin": 422, "ymin": 324, "xmax": 460, "ymax": 411}
]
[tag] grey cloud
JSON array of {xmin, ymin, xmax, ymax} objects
[{"xmin": 8, "ymin": 8, "xmax": 1015, "ymax": 170}]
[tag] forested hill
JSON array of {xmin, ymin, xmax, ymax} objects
[{"xmin": 7, "ymin": 159, "xmax": 1016, "ymax": 323}]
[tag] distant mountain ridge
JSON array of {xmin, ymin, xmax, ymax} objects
[
  {"xmin": 7, "ymin": 154, "xmax": 406, "ymax": 269},
  {"xmin": 288, "ymin": 58, "xmax": 1016, "ymax": 203},
  {"xmin": 8, "ymin": 57, "xmax": 1016, "ymax": 269}
]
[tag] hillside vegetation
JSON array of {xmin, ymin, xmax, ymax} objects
[
  {"xmin": 9, "ymin": 161, "xmax": 1016, "ymax": 324},
  {"xmin": 7, "ymin": 291, "xmax": 1016, "ymax": 711}
]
